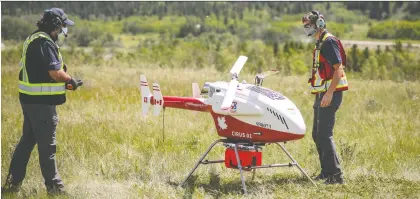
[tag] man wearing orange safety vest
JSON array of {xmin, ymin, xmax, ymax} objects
[{"xmin": 302, "ymin": 10, "xmax": 348, "ymax": 184}]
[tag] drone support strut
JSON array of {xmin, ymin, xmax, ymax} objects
[
  {"xmin": 275, "ymin": 142, "xmax": 316, "ymax": 186},
  {"xmin": 180, "ymin": 139, "xmax": 316, "ymax": 195},
  {"xmin": 233, "ymin": 143, "xmax": 248, "ymax": 194},
  {"xmin": 180, "ymin": 139, "xmax": 225, "ymax": 187}
]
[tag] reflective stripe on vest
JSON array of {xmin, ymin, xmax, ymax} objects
[
  {"xmin": 19, "ymin": 81, "xmax": 66, "ymax": 95},
  {"xmin": 19, "ymin": 32, "xmax": 65, "ymax": 95},
  {"xmin": 309, "ymin": 33, "xmax": 348, "ymax": 94}
]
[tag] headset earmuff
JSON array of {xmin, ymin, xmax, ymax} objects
[
  {"xmin": 310, "ymin": 10, "xmax": 325, "ymax": 29},
  {"xmin": 44, "ymin": 9, "xmax": 63, "ymax": 29}
]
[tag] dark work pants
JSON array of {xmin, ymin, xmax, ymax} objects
[
  {"xmin": 6, "ymin": 103, "xmax": 64, "ymax": 191},
  {"xmin": 312, "ymin": 91, "xmax": 343, "ymax": 176}
]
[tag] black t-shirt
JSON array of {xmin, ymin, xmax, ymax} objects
[
  {"xmin": 320, "ymin": 36, "xmax": 342, "ymax": 66},
  {"xmin": 19, "ymin": 33, "xmax": 66, "ymax": 105}
]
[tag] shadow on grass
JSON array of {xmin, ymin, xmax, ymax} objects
[
  {"xmin": 0, "ymin": 188, "xmax": 59, "ymax": 199},
  {"xmin": 171, "ymin": 171, "xmax": 314, "ymax": 197},
  {"xmin": 167, "ymin": 175, "xmax": 198, "ymax": 199}
]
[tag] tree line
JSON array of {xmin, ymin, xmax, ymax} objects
[
  {"xmin": 2, "ymin": 2, "xmax": 420, "ymax": 21},
  {"xmin": 1, "ymin": 2, "xmax": 419, "ymax": 82},
  {"xmin": 3, "ymin": 30, "xmax": 419, "ymax": 82}
]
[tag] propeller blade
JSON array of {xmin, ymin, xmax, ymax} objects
[
  {"xmin": 262, "ymin": 69, "xmax": 279, "ymax": 78},
  {"xmin": 221, "ymin": 79, "xmax": 239, "ymax": 110},
  {"xmin": 230, "ymin": 56, "xmax": 248, "ymax": 76}
]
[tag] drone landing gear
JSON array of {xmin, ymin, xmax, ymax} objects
[{"xmin": 180, "ymin": 139, "xmax": 316, "ymax": 194}]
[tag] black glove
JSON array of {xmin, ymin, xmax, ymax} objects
[
  {"xmin": 77, "ymin": 79, "xmax": 83, "ymax": 87},
  {"xmin": 66, "ymin": 77, "xmax": 79, "ymax": 91}
]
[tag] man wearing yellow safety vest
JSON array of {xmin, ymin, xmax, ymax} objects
[
  {"xmin": 302, "ymin": 11, "xmax": 348, "ymax": 185},
  {"xmin": 2, "ymin": 8, "xmax": 81, "ymax": 195}
]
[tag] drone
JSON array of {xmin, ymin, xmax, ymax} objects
[{"xmin": 140, "ymin": 55, "xmax": 316, "ymax": 194}]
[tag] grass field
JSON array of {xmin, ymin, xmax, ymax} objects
[{"xmin": 1, "ymin": 63, "xmax": 420, "ymax": 198}]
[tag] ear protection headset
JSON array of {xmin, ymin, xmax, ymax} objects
[
  {"xmin": 310, "ymin": 10, "xmax": 326, "ymax": 29},
  {"xmin": 43, "ymin": 9, "xmax": 64, "ymax": 29},
  {"xmin": 43, "ymin": 9, "xmax": 69, "ymax": 37}
]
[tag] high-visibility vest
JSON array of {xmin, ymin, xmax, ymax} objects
[
  {"xmin": 308, "ymin": 32, "xmax": 349, "ymax": 94},
  {"xmin": 18, "ymin": 32, "xmax": 66, "ymax": 96}
]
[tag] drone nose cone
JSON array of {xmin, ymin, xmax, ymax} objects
[
  {"xmin": 285, "ymin": 109, "xmax": 306, "ymax": 135},
  {"xmin": 293, "ymin": 110, "xmax": 306, "ymax": 135},
  {"xmin": 295, "ymin": 119, "xmax": 306, "ymax": 135}
]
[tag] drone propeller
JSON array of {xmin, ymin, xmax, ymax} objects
[
  {"xmin": 258, "ymin": 69, "xmax": 279, "ymax": 78},
  {"xmin": 230, "ymin": 55, "xmax": 248, "ymax": 77},
  {"xmin": 221, "ymin": 79, "xmax": 239, "ymax": 110},
  {"xmin": 221, "ymin": 56, "xmax": 248, "ymax": 110}
]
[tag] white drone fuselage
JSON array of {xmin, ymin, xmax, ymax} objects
[
  {"xmin": 204, "ymin": 81, "xmax": 306, "ymax": 136},
  {"xmin": 140, "ymin": 55, "xmax": 307, "ymax": 143}
]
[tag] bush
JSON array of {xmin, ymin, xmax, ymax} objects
[
  {"xmin": 327, "ymin": 7, "xmax": 367, "ymax": 24},
  {"xmin": 1, "ymin": 16, "xmax": 34, "ymax": 41},
  {"xmin": 71, "ymin": 26, "xmax": 106, "ymax": 47},
  {"xmin": 367, "ymin": 20, "xmax": 420, "ymax": 40},
  {"xmin": 122, "ymin": 16, "xmax": 187, "ymax": 35},
  {"xmin": 1, "ymin": 46, "xmax": 22, "ymax": 65},
  {"xmin": 326, "ymin": 22, "xmax": 352, "ymax": 38},
  {"xmin": 123, "ymin": 21, "xmax": 142, "ymax": 34}
]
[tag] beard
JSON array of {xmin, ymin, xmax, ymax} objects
[
  {"xmin": 50, "ymin": 33, "xmax": 59, "ymax": 42},
  {"xmin": 48, "ymin": 29, "xmax": 60, "ymax": 42}
]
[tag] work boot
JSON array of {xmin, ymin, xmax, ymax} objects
[
  {"xmin": 324, "ymin": 172, "xmax": 345, "ymax": 185},
  {"xmin": 314, "ymin": 173, "xmax": 327, "ymax": 181},
  {"xmin": 47, "ymin": 184, "xmax": 69, "ymax": 196},
  {"xmin": 1, "ymin": 183, "xmax": 21, "ymax": 194}
]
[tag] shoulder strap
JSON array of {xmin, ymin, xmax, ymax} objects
[
  {"xmin": 318, "ymin": 32, "xmax": 333, "ymax": 48},
  {"xmin": 30, "ymin": 32, "xmax": 60, "ymax": 48},
  {"xmin": 321, "ymin": 33, "xmax": 347, "ymax": 66},
  {"xmin": 31, "ymin": 32, "xmax": 52, "ymax": 41}
]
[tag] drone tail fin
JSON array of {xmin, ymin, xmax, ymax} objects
[
  {"xmin": 152, "ymin": 83, "xmax": 164, "ymax": 116},
  {"xmin": 140, "ymin": 75, "xmax": 152, "ymax": 116},
  {"xmin": 192, "ymin": 83, "xmax": 201, "ymax": 98}
]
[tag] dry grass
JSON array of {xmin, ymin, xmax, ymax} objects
[{"xmin": 1, "ymin": 63, "xmax": 420, "ymax": 199}]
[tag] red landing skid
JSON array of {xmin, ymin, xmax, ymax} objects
[{"xmin": 180, "ymin": 139, "xmax": 317, "ymax": 194}]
